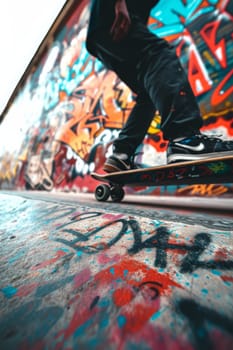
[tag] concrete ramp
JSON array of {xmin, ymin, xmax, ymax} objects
[{"xmin": 0, "ymin": 192, "xmax": 232, "ymax": 349}]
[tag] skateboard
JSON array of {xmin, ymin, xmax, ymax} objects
[{"xmin": 91, "ymin": 155, "xmax": 233, "ymax": 202}]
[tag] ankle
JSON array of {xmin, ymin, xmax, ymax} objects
[{"xmin": 112, "ymin": 152, "xmax": 129, "ymax": 160}]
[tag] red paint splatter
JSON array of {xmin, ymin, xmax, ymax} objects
[
  {"xmin": 57, "ymin": 258, "xmax": 182, "ymax": 345},
  {"xmin": 96, "ymin": 258, "xmax": 182, "ymax": 292},
  {"xmin": 16, "ymin": 283, "xmax": 38, "ymax": 297},
  {"xmin": 166, "ymin": 239, "xmax": 187, "ymax": 255},
  {"xmin": 113, "ymin": 288, "xmax": 135, "ymax": 307},
  {"xmin": 96, "ymin": 259, "xmax": 182, "ymax": 335},
  {"xmin": 221, "ymin": 275, "xmax": 233, "ymax": 283},
  {"xmin": 214, "ymin": 248, "xmax": 229, "ymax": 260},
  {"xmin": 31, "ymin": 250, "xmax": 66, "ymax": 270},
  {"xmin": 123, "ymin": 301, "xmax": 160, "ymax": 333},
  {"xmin": 102, "ymin": 214, "xmax": 124, "ymax": 220},
  {"xmin": 97, "ymin": 253, "xmax": 121, "ymax": 264}
]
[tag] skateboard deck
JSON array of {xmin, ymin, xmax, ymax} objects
[{"xmin": 91, "ymin": 155, "xmax": 233, "ymax": 201}]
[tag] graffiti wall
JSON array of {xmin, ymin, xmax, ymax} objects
[{"xmin": 0, "ymin": 0, "xmax": 232, "ymax": 196}]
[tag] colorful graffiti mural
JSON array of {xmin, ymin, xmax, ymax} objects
[{"xmin": 0, "ymin": 0, "xmax": 232, "ymax": 194}]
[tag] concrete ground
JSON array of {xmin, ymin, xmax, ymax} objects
[{"xmin": 0, "ymin": 191, "xmax": 233, "ymax": 350}]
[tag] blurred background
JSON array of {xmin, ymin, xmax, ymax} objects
[{"xmin": 0, "ymin": 0, "xmax": 232, "ymax": 197}]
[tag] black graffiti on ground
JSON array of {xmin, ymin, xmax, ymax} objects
[
  {"xmin": 177, "ymin": 298, "xmax": 233, "ymax": 350},
  {"xmin": 50, "ymin": 212, "xmax": 233, "ymax": 273}
]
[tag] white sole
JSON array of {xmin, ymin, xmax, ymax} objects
[{"xmin": 167, "ymin": 150, "xmax": 233, "ymax": 164}]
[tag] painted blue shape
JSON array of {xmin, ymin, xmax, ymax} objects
[
  {"xmin": 110, "ymin": 267, "xmax": 115, "ymax": 275},
  {"xmin": 98, "ymin": 298, "xmax": 110, "ymax": 308},
  {"xmin": 57, "ymin": 247, "xmax": 70, "ymax": 253},
  {"xmin": 1, "ymin": 285, "xmax": 17, "ymax": 298},
  {"xmin": 201, "ymin": 288, "xmax": 209, "ymax": 295},
  {"xmin": 223, "ymin": 281, "xmax": 231, "ymax": 287},
  {"xmin": 117, "ymin": 314, "xmax": 126, "ymax": 328},
  {"xmin": 153, "ymin": 220, "xmax": 162, "ymax": 227},
  {"xmin": 211, "ymin": 270, "xmax": 222, "ymax": 276},
  {"xmin": 8, "ymin": 250, "xmax": 25, "ymax": 264},
  {"xmin": 76, "ymin": 251, "xmax": 83, "ymax": 257},
  {"xmin": 149, "ymin": 24, "xmax": 184, "ymax": 37},
  {"xmin": 74, "ymin": 318, "xmax": 93, "ymax": 338},
  {"xmin": 151, "ymin": 309, "xmax": 162, "ymax": 321},
  {"xmin": 187, "ymin": 6, "xmax": 215, "ymax": 23},
  {"xmin": 116, "ymin": 278, "xmax": 123, "ymax": 283},
  {"xmin": 149, "ymin": 0, "xmax": 216, "ymax": 36},
  {"xmin": 100, "ymin": 317, "xmax": 109, "ymax": 329},
  {"xmin": 123, "ymin": 270, "xmax": 128, "ymax": 277},
  {"xmin": 158, "ymin": 268, "xmax": 165, "ymax": 273}
]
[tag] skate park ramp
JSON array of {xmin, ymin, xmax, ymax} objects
[{"xmin": 0, "ymin": 191, "xmax": 232, "ymax": 350}]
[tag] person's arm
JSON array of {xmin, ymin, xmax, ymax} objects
[{"xmin": 110, "ymin": 0, "xmax": 131, "ymax": 41}]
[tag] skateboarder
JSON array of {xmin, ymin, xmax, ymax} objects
[{"xmin": 86, "ymin": 0, "xmax": 233, "ymax": 172}]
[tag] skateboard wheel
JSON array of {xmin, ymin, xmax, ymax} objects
[
  {"xmin": 110, "ymin": 186, "xmax": 125, "ymax": 202},
  {"xmin": 95, "ymin": 184, "xmax": 110, "ymax": 201}
]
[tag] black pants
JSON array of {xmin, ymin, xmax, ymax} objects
[{"xmin": 86, "ymin": 16, "xmax": 203, "ymax": 156}]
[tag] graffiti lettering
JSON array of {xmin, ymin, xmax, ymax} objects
[
  {"xmin": 150, "ymin": 0, "xmax": 215, "ymax": 37},
  {"xmin": 176, "ymin": 34, "xmax": 212, "ymax": 96},
  {"xmin": 51, "ymin": 217, "xmax": 233, "ymax": 273},
  {"xmin": 177, "ymin": 184, "xmax": 228, "ymax": 196},
  {"xmin": 200, "ymin": 20, "xmax": 227, "ymax": 69}
]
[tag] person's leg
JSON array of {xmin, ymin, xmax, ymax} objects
[
  {"xmin": 123, "ymin": 19, "xmax": 203, "ymax": 140},
  {"xmin": 87, "ymin": 19, "xmax": 202, "ymax": 144},
  {"xmin": 112, "ymin": 91, "xmax": 155, "ymax": 156},
  {"xmin": 87, "ymin": 30, "xmax": 156, "ymax": 171},
  {"xmin": 103, "ymin": 90, "xmax": 155, "ymax": 172},
  {"xmin": 125, "ymin": 20, "xmax": 233, "ymax": 162}
]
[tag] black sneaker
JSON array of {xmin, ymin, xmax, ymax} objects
[
  {"xmin": 167, "ymin": 133, "xmax": 233, "ymax": 163},
  {"xmin": 103, "ymin": 154, "xmax": 138, "ymax": 173}
]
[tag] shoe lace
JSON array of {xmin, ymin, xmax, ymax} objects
[
  {"xmin": 199, "ymin": 133, "xmax": 233, "ymax": 145},
  {"xmin": 198, "ymin": 133, "xmax": 223, "ymax": 143}
]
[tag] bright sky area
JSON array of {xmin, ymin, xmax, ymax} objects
[{"xmin": 0, "ymin": 0, "xmax": 67, "ymax": 116}]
